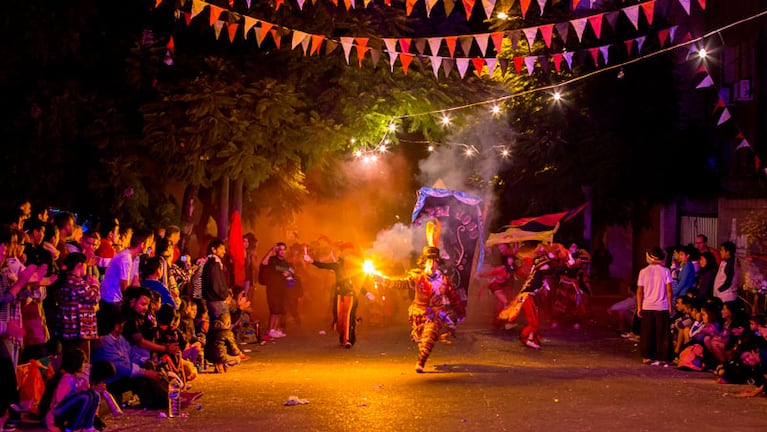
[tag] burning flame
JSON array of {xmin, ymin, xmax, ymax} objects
[{"xmin": 362, "ymin": 259, "xmax": 380, "ymax": 276}]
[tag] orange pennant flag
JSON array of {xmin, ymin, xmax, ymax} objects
[
  {"xmin": 400, "ymin": 53, "xmax": 414, "ymax": 75},
  {"xmin": 572, "ymin": 0, "xmax": 581, "ymax": 9},
  {"xmin": 490, "ymin": 32, "xmax": 503, "ymax": 52},
  {"xmin": 311, "ymin": 35, "xmax": 324, "ymax": 55},
  {"xmin": 641, "ymin": 1, "xmax": 655, "ymax": 26},
  {"xmin": 355, "ymin": 38, "xmax": 369, "ymax": 67},
  {"xmin": 406, "ymin": 0, "xmax": 417, "ymax": 15},
  {"xmin": 471, "ymin": 58, "xmax": 485, "ymax": 77},
  {"xmin": 229, "ymin": 0, "xmax": 234, "ymax": 6},
  {"xmin": 209, "ymin": 5, "xmax": 224, "ymax": 26},
  {"xmin": 167, "ymin": 36, "xmax": 175, "ymax": 53},
  {"xmin": 276, "ymin": 0, "xmax": 285, "ymax": 10},
  {"xmin": 519, "ymin": 0, "xmax": 531, "ymax": 18},
  {"xmin": 445, "ymin": 36, "xmax": 458, "ymax": 57},
  {"xmin": 462, "ymin": 0, "xmax": 476, "ymax": 20},
  {"xmin": 271, "ymin": 29, "xmax": 282, "ymax": 49},
  {"xmin": 156, "ymin": 0, "xmax": 162, "ymax": 8},
  {"xmin": 227, "ymin": 23, "xmax": 238, "ymax": 42}
]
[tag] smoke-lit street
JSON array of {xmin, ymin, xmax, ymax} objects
[{"xmin": 90, "ymin": 302, "xmax": 765, "ymax": 432}]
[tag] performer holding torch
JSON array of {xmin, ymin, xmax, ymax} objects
[
  {"xmin": 373, "ymin": 221, "xmax": 465, "ymax": 373},
  {"xmin": 303, "ymin": 244, "xmax": 374, "ymax": 348}
]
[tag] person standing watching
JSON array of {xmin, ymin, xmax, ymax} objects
[
  {"xmin": 259, "ymin": 243, "xmax": 292, "ymax": 339},
  {"xmin": 636, "ymin": 247, "xmax": 674, "ymax": 366},
  {"xmin": 714, "ymin": 241, "xmax": 739, "ymax": 303},
  {"xmin": 695, "ymin": 234, "xmax": 721, "ymax": 264}
]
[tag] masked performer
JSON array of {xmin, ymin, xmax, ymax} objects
[
  {"xmin": 376, "ymin": 221, "xmax": 466, "ymax": 373},
  {"xmin": 304, "ymin": 246, "xmax": 373, "ymax": 348},
  {"xmin": 551, "ymin": 243, "xmax": 591, "ymax": 330},
  {"xmin": 497, "ymin": 244, "xmax": 555, "ymax": 349}
]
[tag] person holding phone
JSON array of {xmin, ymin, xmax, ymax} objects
[{"xmin": 259, "ymin": 243, "xmax": 293, "ymax": 339}]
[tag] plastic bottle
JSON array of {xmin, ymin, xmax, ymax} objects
[
  {"xmin": 255, "ymin": 322, "xmax": 261, "ymax": 343},
  {"xmin": 168, "ymin": 379, "xmax": 181, "ymax": 418}
]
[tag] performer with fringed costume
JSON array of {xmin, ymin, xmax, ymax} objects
[
  {"xmin": 375, "ymin": 221, "xmax": 465, "ymax": 373},
  {"xmin": 497, "ymin": 245, "xmax": 555, "ymax": 349}
]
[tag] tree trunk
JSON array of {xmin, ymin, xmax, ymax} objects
[
  {"xmin": 232, "ymin": 177, "xmax": 243, "ymax": 214},
  {"xmin": 218, "ymin": 175, "xmax": 230, "ymax": 240}
]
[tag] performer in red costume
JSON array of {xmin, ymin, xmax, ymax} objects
[
  {"xmin": 497, "ymin": 245, "xmax": 554, "ymax": 349},
  {"xmin": 376, "ymin": 221, "xmax": 466, "ymax": 373}
]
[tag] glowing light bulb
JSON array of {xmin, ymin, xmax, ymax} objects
[
  {"xmin": 427, "ymin": 145, "xmax": 435, "ymax": 152},
  {"xmin": 497, "ymin": 12, "xmax": 508, "ymax": 20},
  {"xmin": 354, "ymin": 150, "xmax": 362, "ymax": 158},
  {"xmin": 464, "ymin": 148, "xmax": 474, "ymax": 157},
  {"xmin": 501, "ymin": 149, "xmax": 510, "ymax": 158},
  {"xmin": 698, "ymin": 48, "xmax": 707, "ymax": 59},
  {"xmin": 388, "ymin": 123, "xmax": 397, "ymax": 132},
  {"xmin": 491, "ymin": 105, "xmax": 501, "ymax": 115},
  {"xmin": 384, "ymin": 139, "xmax": 390, "ymax": 145},
  {"xmin": 371, "ymin": 154, "xmax": 378, "ymax": 162},
  {"xmin": 350, "ymin": 138, "xmax": 356, "ymax": 144},
  {"xmin": 441, "ymin": 114, "xmax": 451, "ymax": 126},
  {"xmin": 379, "ymin": 144, "xmax": 387, "ymax": 152},
  {"xmin": 553, "ymin": 91, "xmax": 562, "ymax": 101}
]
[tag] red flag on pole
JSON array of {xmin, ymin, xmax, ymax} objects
[{"xmin": 228, "ymin": 210, "xmax": 246, "ymax": 286}]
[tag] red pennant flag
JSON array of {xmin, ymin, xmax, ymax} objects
[
  {"xmin": 167, "ymin": 36, "xmax": 175, "ymax": 54},
  {"xmin": 588, "ymin": 47, "xmax": 600, "ymax": 65},
  {"xmin": 406, "ymin": 0, "xmax": 417, "ymax": 15},
  {"xmin": 401, "ymin": 54, "xmax": 414, "ymax": 75},
  {"xmin": 588, "ymin": 14, "xmax": 603, "ymax": 39},
  {"xmin": 275, "ymin": 0, "xmax": 285, "ymax": 10},
  {"xmin": 641, "ymin": 1, "xmax": 655, "ymax": 26},
  {"xmin": 209, "ymin": 5, "xmax": 223, "ymax": 26},
  {"xmin": 471, "ymin": 58, "xmax": 485, "ymax": 76},
  {"xmin": 520, "ymin": 0, "xmax": 531, "ymax": 18},
  {"xmin": 572, "ymin": 0, "xmax": 581, "ymax": 9},
  {"xmin": 227, "ymin": 23, "xmax": 238, "ymax": 43},
  {"xmin": 462, "ymin": 0, "xmax": 476, "ymax": 20},
  {"xmin": 624, "ymin": 39, "xmax": 634, "ymax": 54},
  {"xmin": 513, "ymin": 57, "xmax": 524, "ymax": 74},
  {"xmin": 698, "ymin": 0, "xmax": 705, "ymax": 9},
  {"xmin": 445, "ymin": 36, "xmax": 458, "ymax": 57},
  {"xmin": 330, "ymin": 0, "xmax": 338, "ymax": 5},
  {"xmin": 490, "ymin": 32, "xmax": 503, "ymax": 52},
  {"xmin": 183, "ymin": 12, "xmax": 192, "ymax": 26},
  {"xmin": 228, "ymin": 211, "xmax": 246, "ymax": 287},
  {"xmin": 658, "ymin": 29, "xmax": 669, "ymax": 47},
  {"xmin": 271, "ymin": 29, "xmax": 282, "ymax": 49},
  {"xmin": 540, "ymin": 24, "xmax": 554, "ymax": 48},
  {"xmin": 229, "ymin": 0, "xmax": 234, "ymax": 7},
  {"xmin": 355, "ymin": 38, "xmax": 369, "ymax": 67},
  {"xmin": 736, "ymin": 131, "xmax": 745, "ymax": 140},
  {"xmin": 712, "ymin": 98, "xmax": 725, "ymax": 113},
  {"xmin": 384, "ymin": 0, "xmax": 391, "ymax": 4},
  {"xmin": 755, "ymin": 155, "xmax": 761, "ymax": 171},
  {"xmin": 552, "ymin": 53, "xmax": 562, "ymax": 72},
  {"xmin": 399, "ymin": 38, "xmax": 412, "ymax": 53},
  {"xmin": 156, "ymin": 0, "xmax": 162, "ymax": 7}
]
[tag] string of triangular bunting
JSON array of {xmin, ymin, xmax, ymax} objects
[
  {"xmin": 226, "ymin": 0, "xmax": 706, "ymax": 21},
  {"xmin": 177, "ymin": 0, "xmax": 689, "ymax": 78}
]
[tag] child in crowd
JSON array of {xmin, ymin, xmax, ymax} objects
[
  {"xmin": 672, "ymin": 297, "xmax": 694, "ymax": 357},
  {"xmin": 156, "ymin": 304, "xmax": 198, "ymax": 385},
  {"xmin": 178, "ymin": 298, "xmax": 204, "ymax": 369},
  {"xmin": 39, "ymin": 349, "xmax": 115, "ymax": 432},
  {"xmin": 607, "ymin": 283, "xmax": 638, "ymax": 339}
]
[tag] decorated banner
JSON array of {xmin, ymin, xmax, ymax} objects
[
  {"xmin": 485, "ymin": 203, "xmax": 586, "ymax": 246},
  {"xmin": 411, "ymin": 187, "xmax": 485, "ymax": 304}
]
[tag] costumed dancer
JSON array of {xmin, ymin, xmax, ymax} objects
[
  {"xmin": 550, "ymin": 243, "xmax": 591, "ymax": 330},
  {"xmin": 497, "ymin": 244, "xmax": 554, "ymax": 349},
  {"xmin": 304, "ymin": 245, "xmax": 374, "ymax": 348},
  {"xmin": 375, "ymin": 221, "xmax": 466, "ymax": 373},
  {"xmin": 477, "ymin": 252, "xmax": 516, "ymax": 328}
]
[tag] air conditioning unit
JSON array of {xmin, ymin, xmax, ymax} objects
[{"xmin": 733, "ymin": 79, "xmax": 752, "ymax": 101}]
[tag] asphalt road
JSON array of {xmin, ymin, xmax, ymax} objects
[{"xmin": 20, "ymin": 296, "xmax": 767, "ymax": 432}]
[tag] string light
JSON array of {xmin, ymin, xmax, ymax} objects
[
  {"xmin": 427, "ymin": 145, "xmax": 435, "ymax": 152},
  {"xmin": 497, "ymin": 12, "xmax": 509, "ymax": 20},
  {"xmin": 697, "ymin": 48, "xmax": 708, "ymax": 59},
  {"xmin": 388, "ymin": 122, "xmax": 397, "ymax": 132},
  {"xmin": 553, "ymin": 91, "xmax": 562, "ymax": 102},
  {"xmin": 491, "ymin": 105, "xmax": 501, "ymax": 116},
  {"xmin": 441, "ymin": 113, "xmax": 451, "ymax": 126}
]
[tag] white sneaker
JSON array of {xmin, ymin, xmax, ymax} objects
[
  {"xmin": 276, "ymin": 329, "xmax": 287, "ymax": 337},
  {"xmin": 268, "ymin": 329, "xmax": 285, "ymax": 338}
]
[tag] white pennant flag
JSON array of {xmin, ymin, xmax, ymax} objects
[
  {"xmin": 340, "ymin": 37, "xmax": 354, "ymax": 64},
  {"xmin": 388, "ymin": 51, "xmax": 399, "ymax": 72},
  {"xmin": 485, "ymin": 58, "xmax": 498, "ymax": 76},
  {"xmin": 246, "ymin": 0, "xmax": 251, "ymax": 6},
  {"xmin": 383, "ymin": 38, "xmax": 398, "ymax": 55},
  {"xmin": 481, "ymin": 0, "xmax": 496, "ymax": 19},
  {"xmin": 571, "ymin": 18, "xmax": 588, "ymax": 42},
  {"xmin": 475, "ymin": 34, "xmax": 490, "ymax": 56},
  {"xmin": 301, "ymin": 35, "xmax": 311, "ymax": 55},
  {"xmin": 522, "ymin": 27, "xmax": 538, "ymax": 49},
  {"xmin": 563, "ymin": 52, "xmax": 574, "ymax": 69},
  {"xmin": 678, "ymin": 0, "xmax": 691, "ymax": 15},
  {"xmin": 599, "ymin": 45, "xmax": 610, "ymax": 64},
  {"xmin": 213, "ymin": 21, "xmax": 224, "ymax": 39},
  {"xmin": 636, "ymin": 36, "xmax": 646, "ymax": 53},
  {"xmin": 537, "ymin": 0, "xmax": 547, "ymax": 15},
  {"xmin": 297, "ymin": 0, "xmax": 306, "ymax": 9},
  {"xmin": 456, "ymin": 58, "xmax": 470, "ymax": 79},
  {"xmin": 718, "ymin": 108, "xmax": 731, "ymax": 125},
  {"xmin": 624, "ymin": 5, "xmax": 640, "ymax": 30},
  {"xmin": 737, "ymin": 139, "xmax": 751, "ymax": 150},
  {"xmin": 428, "ymin": 38, "xmax": 442, "ymax": 56},
  {"xmin": 430, "ymin": 56, "xmax": 442, "ymax": 78},
  {"xmin": 696, "ymin": 74, "xmax": 714, "ymax": 88},
  {"xmin": 292, "ymin": 31, "xmax": 308, "ymax": 50},
  {"xmin": 525, "ymin": 56, "xmax": 536, "ymax": 75}
]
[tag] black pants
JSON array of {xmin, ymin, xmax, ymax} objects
[
  {"xmin": 0, "ymin": 357, "xmax": 18, "ymax": 416},
  {"xmin": 639, "ymin": 309, "xmax": 671, "ymax": 362}
]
